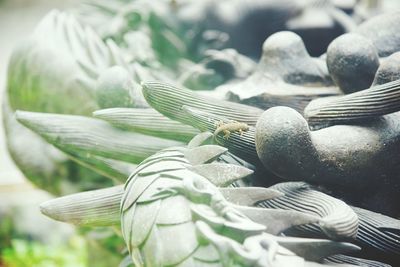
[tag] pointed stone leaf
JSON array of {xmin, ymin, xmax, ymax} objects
[
  {"xmin": 16, "ymin": 111, "xmax": 183, "ymax": 164},
  {"xmin": 156, "ymin": 195, "xmax": 192, "ymax": 225},
  {"xmin": 122, "ymin": 174, "xmax": 160, "ymax": 212},
  {"xmin": 260, "ymin": 182, "xmax": 359, "ymax": 240},
  {"xmin": 136, "ymin": 176, "xmax": 182, "ymax": 204},
  {"xmin": 137, "ymin": 160, "xmax": 188, "ymax": 176},
  {"xmin": 40, "ymin": 185, "xmax": 122, "ymax": 226},
  {"xmin": 69, "ymin": 151, "xmax": 136, "ymax": 182},
  {"xmin": 141, "ymin": 224, "xmax": 163, "ymax": 267},
  {"xmin": 157, "ymin": 222, "xmax": 198, "ymax": 265},
  {"xmin": 191, "ymin": 204, "xmax": 266, "ymax": 242},
  {"xmin": 192, "ymin": 245, "xmax": 220, "ymax": 263},
  {"xmin": 305, "ymin": 79, "xmax": 400, "ymax": 127},
  {"xmin": 183, "ymin": 106, "xmax": 258, "ymax": 163},
  {"xmin": 184, "ymin": 145, "xmax": 227, "ymax": 165},
  {"xmin": 274, "ymin": 236, "xmax": 360, "ymax": 262},
  {"xmin": 129, "ymin": 200, "xmax": 161, "ymax": 247},
  {"xmin": 141, "ymin": 81, "xmax": 263, "ymax": 127},
  {"xmin": 353, "ymin": 207, "xmax": 400, "ymax": 256},
  {"xmin": 220, "ymin": 187, "xmax": 283, "ymax": 206},
  {"xmin": 188, "ymin": 163, "xmax": 253, "ymax": 187},
  {"xmin": 93, "ymin": 107, "xmax": 199, "ymax": 142},
  {"xmin": 187, "ymin": 132, "xmax": 214, "ymax": 148},
  {"xmin": 236, "ymin": 206, "xmax": 321, "ymax": 235},
  {"xmin": 325, "ymin": 254, "xmax": 390, "ymax": 267},
  {"xmin": 122, "ymin": 203, "xmax": 136, "ymax": 253}
]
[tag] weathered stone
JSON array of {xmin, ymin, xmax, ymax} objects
[
  {"xmin": 356, "ymin": 11, "xmax": 400, "ymax": 57},
  {"xmin": 373, "ymin": 52, "xmax": 400, "ymax": 85},
  {"xmin": 217, "ymin": 31, "xmax": 338, "ymax": 112},
  {"xmin": 255, "ymin": 106, "xmax": 400, "ymax": 215},
  {"xmin": 326, "ymin": 33, "xmax": 379, "ymax": 94},
  {"xmin": 304, "ymin": 79, "xmax": 400, "ymax": 128},
  {"xmin": 259, "ymin": 31, "xmax": 332, "ymax": 86}
]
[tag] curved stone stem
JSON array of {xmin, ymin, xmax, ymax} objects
[{"xmin": 305, "ymin": 79, "xmax": 400, "ymax": 127}]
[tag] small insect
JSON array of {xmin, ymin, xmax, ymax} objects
[{"xmin": 214, "ymin": 121, "xmax": 250, "ymax": 139}]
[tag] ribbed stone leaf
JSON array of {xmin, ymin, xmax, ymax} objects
[
  {"xmin": 93, "ymin": 108, "xmax": 199, "ymax": 142},
  {"xmin": 69, "ymin": 152, "xmax": 136, "ymax": 182},
  {"xmin": 41, "ymin": 144, "xmax": 360, "ymax": 266},
  {"xmin": 141, "ymin": 81, "xmax": 263, "ymax": 126},
  {"xmin": 353, "ymin": 207, "xmax": 400, "ymax": 260},
  {"xmin": 325, "ymin": 254, "xmax": 392, "ymax": 267},
  {"xmin": 183, "ymin": 106, "xmax": 258, "ymax": 163},
  {"xmin": 16, "ymin": 111, "xmax": 183, "ymax": 164},
  {"xmin": 305, "ymin": 79, "xmax": 400, "ymax": 127},
  {"xmin": 259, "ymin": 182, "xmax": 359, "ymax": 240},
  {"xmin": 40, "ymin": 185, "xmax": 123, "ymax": 226}
]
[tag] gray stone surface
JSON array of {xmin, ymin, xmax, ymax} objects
[
  {"xmin": 255, "ymin": 106, "xmax": 400, "ymax": 215},
  {"xmin": 216, "ymin": 31, "xmax": 339, "ymax": 112},
  {"xmin": 260, "ymin": 31, "xmax": 332, "ymax": 86},
  {"xmin": 373, "ymin": 52, "xmax": 400, "ymax": 85},
  {"xmin": 327, "ymin": 33, "xmax": 380, "ymax": 94},
  {"xmin": 356, "ymin": 11, "xmax": 400, "ymax": 57}
]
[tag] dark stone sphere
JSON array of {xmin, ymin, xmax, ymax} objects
[{"xmin": 327, "ymin": 33, "xmax": 379, "ymax": 94}]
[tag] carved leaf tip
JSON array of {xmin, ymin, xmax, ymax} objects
[
  {"xmin": 40, "ymin": 186, "xmax": 123, "ymax": 226},
  {"xmin": 188, "ymin": 163, "xmax": 253, "ymax": 187},
  {"xmin": 184, "ymin": 145, "xmax": 228, "ymax": 165}
]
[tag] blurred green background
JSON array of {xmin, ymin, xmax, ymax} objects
[{"xmin": 0, "ymin": 1, "xmax": 95, "ymax": 266}]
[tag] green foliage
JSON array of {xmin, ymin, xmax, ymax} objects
[
  {"xmin": 1, "ymin": 237, "xmax": 87, "ymax": 267},
  {"xmin": 0, "ymin": 214, "xmax": 14, "ymax": 251},
  {"xmin": 148, "ymin": 12, "xmax": 187, "ymax": 68}
]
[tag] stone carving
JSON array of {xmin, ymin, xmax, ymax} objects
[
  {"xmin": 40, "ymin": 142, "xmax": 359, "ymax": 267},
  {"xmin": 355, "ymin": 11, "xmax": 400, "ymax": 57},
  {"xmin": 255, "ymin": 106, "xmax": 400, "ymax": 207},
  {"xmin": 326, "ymin": 33, "xmax": 380, "ymax": 94},
  {"xmin": 214, "ymin": 31, "xmax": 339, "ymax": 112},
  {"xmin": 373, "ymin": 52, "xmax": 400, "ymax": 86},
  {"xmin": 5, "ymin": 1, "xmax": 400, "ymax": 266}
]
